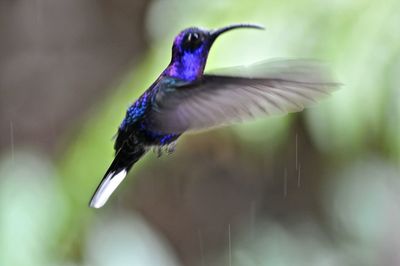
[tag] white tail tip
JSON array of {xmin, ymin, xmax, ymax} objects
[{"xmin": 89, "ymin": 169, "xmax": 128, "ymax": 208}]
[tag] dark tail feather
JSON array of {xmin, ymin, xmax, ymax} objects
[{"xmin": 89, "ymin": 147, "xmax": 146, "ymax": 208}]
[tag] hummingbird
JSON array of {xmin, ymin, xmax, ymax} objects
[{"xmin": 89, "ymin": 23, "xmax": 337, "ymax": 208}]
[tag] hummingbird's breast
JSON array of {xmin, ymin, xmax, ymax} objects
[{"xmin": 117, "ymin": 89, "xmax": 179, "ymax": 150}]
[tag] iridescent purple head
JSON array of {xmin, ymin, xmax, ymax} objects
[{"xmin": 164, "ymin": 24, "xmax": 264, "ymax": 81}]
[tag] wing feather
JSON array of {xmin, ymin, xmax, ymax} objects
[{"xmin": 149, "ymin": 59, "xmax": 339, "ymax": 133}]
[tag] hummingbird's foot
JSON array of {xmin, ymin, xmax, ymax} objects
[
  {"xmin": 152, "ymin": 146, "xmax": 163, "ymax": 157},
  {"xmin": 152, "ymin": 142, "xmax": 176, "ymax": 157},
  {"xmin": 166, "ymin": 141, "xmax": 177, "ymax": 154},
  {"xmin": 157, "ymin": 147, "xmax": 164, "ymax": 157}
]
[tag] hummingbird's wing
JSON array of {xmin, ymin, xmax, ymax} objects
[{"xmin": 149, "ymin": 59, "xmax": 339, "ymax": 133}]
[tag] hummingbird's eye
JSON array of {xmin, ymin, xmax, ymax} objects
[{"xmin": 182, "ymin": 32, "xmax": 203, "ymax": 52}]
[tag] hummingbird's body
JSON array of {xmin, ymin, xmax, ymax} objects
[
  {"xmin": 89, "ymin": 24, "xmax": 338, "ymax": 208},
  {"xmin": 91, "ymin": 77, "xmax": 187, "ymax": 208},
  {"xmin": 116, "ymin": 79, "xmax": 180, "ymax": 151}
]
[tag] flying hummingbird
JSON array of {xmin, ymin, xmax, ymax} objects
[{"xmin": 89, "ymin": 23, "xmax": 337, "ymax": 208}]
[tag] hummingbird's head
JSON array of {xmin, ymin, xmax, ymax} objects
[{"xmin": 165, "ymin": 24, "xmax": 264, "ymax": 81}]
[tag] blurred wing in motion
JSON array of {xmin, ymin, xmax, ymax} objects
[{"xmin": 149, "ymin": 59, "xmax": 339, "ymax": 133}]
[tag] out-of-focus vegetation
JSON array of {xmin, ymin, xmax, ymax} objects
[{"xmin": 0, "ymin": 0, "xmax": 399, "ymax": 265}]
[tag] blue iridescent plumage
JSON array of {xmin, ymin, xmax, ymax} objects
[
  {"xmin": 119, "ymin": 93, "xmax": 149, "ymax": 130},
  {"xmin": 117, "ymin": 81, "xmax": 180, "ymax": 148},
  {"xmin": 89, "ymin": 24, "xmax": 338, "ymax": 208}
]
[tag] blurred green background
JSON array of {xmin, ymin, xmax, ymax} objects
[{"xmin": 0, "ymin": 0, "xmax": 399, "ymax": 265}]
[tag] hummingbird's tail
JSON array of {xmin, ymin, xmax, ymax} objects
[{"xmin": 89, "ymin": 146, "xmax": 146, "ymax": 208}]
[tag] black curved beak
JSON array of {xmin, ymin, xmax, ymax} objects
[{"xmin": 210, "ymin": 23, "xmax": 265, "ymax": 42}]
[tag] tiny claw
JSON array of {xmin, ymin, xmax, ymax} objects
[
  {"xmin": 152, "ymin": 146, "xmax": 163, "ymax": 157},
  {"xmin": 157, "ymin": 147, "xmax": 163, "ymax": 157},
  {"xmin": 166, "ymin": 142, "xmax": 177, "ymax": 154}
]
